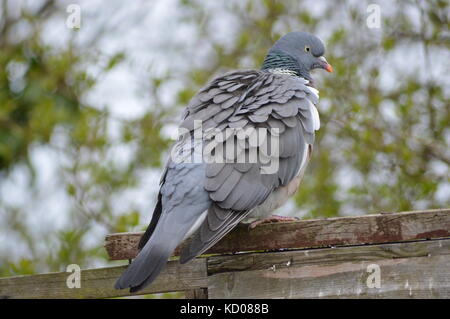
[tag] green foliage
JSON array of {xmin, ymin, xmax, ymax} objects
[{"xmin": 0, "ymin": 41, "xmax": 83, "ymax": 171}]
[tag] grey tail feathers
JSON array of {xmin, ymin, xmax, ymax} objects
[
  {"xmin": 114, "ymin": 227, "xmax": 178, "ymax": 292},
  {"xmin": 114, "ymin": 195, "xmax": 173, "ymax": 293},
  {"xmin": 138, "ymin": 193, "xmax": 162, "ymax": 250},
  {"xmin": 179, "ymin": 208, "xmax": 251, "ymax": 264}
]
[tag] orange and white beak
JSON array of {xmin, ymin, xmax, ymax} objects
[{"xmin": 318, "ymin": 56, "xmax": 333, "ymax": 73}]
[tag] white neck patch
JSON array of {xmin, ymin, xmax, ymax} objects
[{"xmin": 268, "ymin": 68, "xmax": 298, "ymax": 76}]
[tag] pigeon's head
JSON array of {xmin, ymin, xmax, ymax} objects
[{"xmin": 262, "ymin": 32, "xmax": 333, "ymax": 82}]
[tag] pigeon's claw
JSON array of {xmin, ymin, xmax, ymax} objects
[{"xmin": 248, "ymin": 215, "xmax": 299, "ymax": 229}]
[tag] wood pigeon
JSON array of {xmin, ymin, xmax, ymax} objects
[{"xmin": 115, "ymin": 31, "xmax": 332, "ymax": 292}]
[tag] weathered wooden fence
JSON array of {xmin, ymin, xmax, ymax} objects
[{"xmin": 1, "ymin": 208, "xmax": 449, "ymax": 298}]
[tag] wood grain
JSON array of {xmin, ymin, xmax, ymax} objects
[
  {"xmin": 2, "ymin": 209, "xmax": 449, "ymax": 299},
  {"xmin": 207, "ymin": 238, "xmax": 450, "ymax": 298},
  {"xmin": 185, "ymin": 288, "xmax": 208, "ymax": 299},
  {"xmin": 0, "ymin": 258, "xmax": 207, "ymax": 299},
  {"xmin": 105, "ymin": 208, "xmax": 450, "ymax": 260}
]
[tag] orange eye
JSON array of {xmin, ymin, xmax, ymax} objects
[{"xmin": 304, "ymin": 45, "xmax": 310, "ymax": 53}]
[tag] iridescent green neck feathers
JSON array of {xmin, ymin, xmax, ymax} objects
[{"xmin": 261, "ymin": 50, "xmax": 311, "ymax": 81}]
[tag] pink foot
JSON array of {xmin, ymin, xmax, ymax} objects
[{"xmin": 249, "ymin": 215, "xmax": 299, "ymax": 229}]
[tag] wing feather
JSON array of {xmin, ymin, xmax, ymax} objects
[{"xmin": 178, "ymin": 70, "xmax": 320, "ymax": 262}]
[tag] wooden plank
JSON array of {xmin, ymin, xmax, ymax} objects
[
  {"xmin": 0, "ymin": 258, "xmax": 207, "ymax": 299},
  {"xmin": 207, "ymin": 238, "xmax": 450, "ymax": 275},
  {"xmin": 105, "ymin": 208, "xmax": 450, "ymax": 260},
  {"xmin": 185, "ymin": 288, "xmax": 208, "ymax": 299},
  {"xmin": 207, "ymin": 238, "xmax": 450, "ymax": 298}
]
